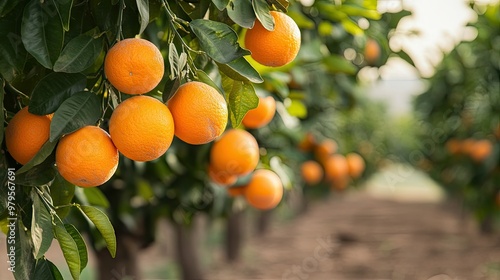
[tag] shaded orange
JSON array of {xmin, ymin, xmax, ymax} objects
[
  {"xmin": 56, "ymin": 126, "xmax": 118, "ymax": 187},
  {"xmin": 210, "ymin": 129, "xmax": 260, "ymax": 176},
  {"xmin": 346, "ymin": 153, "xmax": 365, "ymax": 178},
  {"xmin": 5, "ymin": 107, "xmax": 51, "ymax": 165},
  {"xmin": 300, "ymin": 160, "xmax": 323, "ymax": 185},
  {"xmin": 324, "ymin": 154, "xmax": 349, "ymax": 181},
  {"xmin": 244, "ymin": 169, "xmax": 283, "ymax": 210},
  {"xmin": 242, "ymin": 96, "xmax": 276, "ymax": 129},
  {"xmin": 208, "ymin": 164, "xmax": 238, "ymax": 186},
  {"xmin": 314, "ymin": 139, "xmax": 338, "ymax": 164}
]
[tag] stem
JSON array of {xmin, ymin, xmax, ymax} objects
[
  {"xmin": 5, "ymin": 81, "xmax": 29, "ymax": 99},
  {"xmin": 115, "ymin": 0, "xmax": 126, "ymax": 42}
]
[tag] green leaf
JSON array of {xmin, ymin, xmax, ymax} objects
[
  {"xmin": 196, "ymin": 69, "xmax": 223, "ymax": 94},
  {"xmin": 0, "ymin": 78, "xmax": 4, "ymax": 146},
  {"xmin": 322, "ymin": 54, "xmax": 357, "ymax": 75},
  {"xmin": 162, "ymin": 78, "xmax": 181, "ymax": 103},
  {"xmin": 53, "ymin": 0, "xmax": 73, "ymax": 31},
  {"xmin": 51, "ymin": 174, "xmax": 76, "ymax": 219},
  {"xmin": 29, "ymin": 72, "xmax": 87, "ymax": 115},
  {"xmin": 54, "ymin": 34, "xmax": 103, "ymax": 73},
  {"xmin": 287, "ymin": 10, "xmax": 314, "ymax": 29},
  {"xmin": 221, "ymin": 74, "xmax": 258, "ymax": 127},
  {"xmin": 49, "ymin": 91, "xmax": 101, "ymax": 142},
  {"xmin": 15, "ymin": 161, "xmax": 57, "ymax": 186},
  {"xmin": 217, "ymin": 57, "xmax": 263, "ymax": 83},
  {"xmin": 12, "ymin": 220, "xmax": 36, "ymax": 280},
  {"xmin": 339, "ymin": 4, "xmax": 381, "ymax": 20},
  {"xmin": 136, "ymin": 0, "xmax": 149, "ymax": 34},
  {"xmin": 287, "ymin": 99, "xmax": 307, "ymax": 118},
  {"xmin": 396, "ymin": 50, "xmax": 416, "ymax": 67},
  {"xmin": 79, "ymin": 205, "xmax": 116, "ymax": 258},
  {"xmin": 0, "ymin": 0, "xmax": 19, "ymax": 17},
  {"xmin": 212, "ymin": 0, "xmax": 230, "ymax": 11},
  {"xmin": 17, "ymin": 140, "xmax": 58, "ymax": 174},
  {"xmin": 190, "ymin": 19, "xmax": 250, "ymax": 64},
  {"xmin": 253, "ymin": 0, "xmax": 275, "ymax": 31},
  {"xmin": 227, "ymin": 0, "xmax": 256, "ymax": 29},
  {"xmin": 34, "ymin": 259, "xmax": 64, "ymax": 280},
  {"xmin": 64, "ymin": 224, "xmax": 88, "ymax": 272},
  {"xmin": 341, "ymin": 18, "xmax": 364, "ymax": 36},
  {"xmin": 269, "ymin": 0, "xmax": 289, "ymax": 12},
  {"xmin": 21, "ymin": 0, "xmax": 64, "ymax": 69},
  {"xmin": 53, "ymin": 220, "xmax": 80, "ymax": 280},
  {"xmin": 0, "ymin": 18, "xmax": 27, "ymax": 82},
  {"xmin": 82, "ymin": 188, "xmax": 110, "ymax": 208},
  {"xmin": 179, "ymin": 0, "xmax": 211, "ymax": 19},
  {"xmin": 31, "ymin": 192, "xmax": 54, "ymax": 259}
]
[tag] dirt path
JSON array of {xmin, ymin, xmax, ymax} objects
[{"xmin": 208, "ymin": 192, "xmax": 500, "ymax": 280}]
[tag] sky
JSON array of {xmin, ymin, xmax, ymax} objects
[{"xmin": 366, "ymin": 0, "xmax": 498, "ymax": 116}]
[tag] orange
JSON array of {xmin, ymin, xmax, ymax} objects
[
  {"xmin": 227, "ymin": 186, "xmax": 246, "ymax": 197},
  {"xmin": 208, "ymin": 164, "xmax": 238, "ymax": 186},
  {"xmin": 244, "ymin": 169, "xmax": 283, "ymax": 210},
  {"xmin": 346, "ymin": 153, "xmax": 365, "ymax": 178},
  {"xmin": 460, "ymin": 138, "xmax": 476, "ymax": 155},
  {"xmin": 469, "ymin": 139, "xmax": 493, "ymax": 162},
  {"xmin": 300, "ymin": 160, "xmax": 323, "ymax": 185},
  {"xmin": 167, "ymin": 81, "xmax": 228, "ymax": 145},
  {"xmin": 364, "ymin": 38, "xmax": 381, "ymax": 65},
  {"xmin": 5, "ymin": 107, "xmax": 51, "ymax": 165},
  {"xmin": 210, "ymin": 129, "xmax": 259, "ymax": 176},
  {"xmin": 324, "ymin": 154, "xmax": 349, "ymax": 181},
  {"xmin": 109, "ymin": 95, "xmax": 174, "ymax": 161},
  {"xmin": 104, "ymin": 38, "xmax": 164, "ymax": 94},
  {"xmin": 445, "ymin": 138, "xmax": 461, "ymax": 155},
  {"xmin": 244, "ymin": 11, "xmax": 301, "ymax": 67},
  {"xmin": 330, "ymin": 176, "xmax": 349, "ymax": 191},
  {"xmin": 314, "ymin": 139, "xmax": 337, "ymax": 164},
  {"xmin": 56, "ymin": 126, "xmax": 118, "ymax": 187},
  {"xmin": 298, "ymin": 133, "xmax": 316, "ymax": 152},
  {"xmin": 242, "ymin": 96, "xmax": 276, "ymax": 129}
]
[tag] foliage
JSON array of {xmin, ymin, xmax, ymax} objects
[{"xmin": 413, "ymin": 3, "xmax": 500, "ymax": 223}]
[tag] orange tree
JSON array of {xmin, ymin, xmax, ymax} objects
[
  {"xmin": 0, "ymin": 0, "xmax": 410, "ymax": 279},
  {"xmin": 413, "ymin": 3, "xmax": 500, "ymax": 231}
]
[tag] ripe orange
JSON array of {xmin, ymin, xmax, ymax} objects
[
  {"xmin": 469, "ymin": 139, "xmax": 493, "ymax": 162},
  {"xmin": 167, "ymin": 81, "xmax": 228, "ymax": 145},
  {"xmin": 208, "ymin": 164, "xmax": 238, "ymax": 186},
  {"xmin": 244, "ymin": 11, "xmax": 301, "ymax": 67},
  {"xmin": 242, "ymin": 96, "xmax": 276, "ymax": 129},
  {"xmin": 364, "ymin": 38, "xmax": 381, "ymax": 65},
  {"xmin": 460, "ymin": 138, "xmax": 475, "ymax": 155},
  {"xmin": 210, "ymin": 129, "xmax": 260, "ymax": 176},
  {"xmin": 56, "ymin": 126, "xmax": 118, "ymax": 187},
  {"xmin": 445, "ymin": 138, "xmax": 461, "ymax": 155},
  {"xmin": 227, "ymin": 186, "xmax": 246, "ymax": 197},
  {"xmin": 300, "ymin": 160, "xmax": 323, "ymax": 185},
  {"xmin": 5, "ymin": 107, "xmax": 51, "ymax": 165},
  {"xmin": 314, "ymin": 139, "xmax": 337, "ymax": 164},
  {"xmin": 331, "ymin": 176, "xmax": 349, "ymax": 191},
  {"xmin": 298, "ymin": 133, "xmax": 316, "ymax": 152},
  {"xmin": 104, "ymin": 38, "xmax": 164, "ymax": 94},
  {"xmin": 346, "ymin": 153, "xmax": 365, "ymax": 178},
  {"xmin": 244, "ymin": 169, "xmax": 283, "ymax": 210},
  {"xmin": 109, "ymin": 95, "xmax": 174, "ymax": 161},
  {"xmin": 324, "ymin": 154, "xmax": 349, "ymax": 181}
]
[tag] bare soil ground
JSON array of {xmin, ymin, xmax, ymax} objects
[{"xmin": 207, "ymin": 192, "xmax": 500, "ymax": 280}]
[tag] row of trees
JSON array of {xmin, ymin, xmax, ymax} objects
[{"xmin": 413, "ymin": 2, "xmax": 500, "ymax": 232}]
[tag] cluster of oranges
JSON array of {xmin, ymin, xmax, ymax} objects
[
  {"xmin": 445, "ymin": 138, "xmax": 494, "ymax": 162},
  {"xmin": 298, "ymin": 133, "xmax": 366, "ymax": 190},
  {"xmin": 4, "ymin": 11, "xmax": 300, "ymax": 212}
]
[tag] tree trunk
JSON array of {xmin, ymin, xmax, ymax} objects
[
  {"xmin": 174, "ymin": 221, "xmax": 204, "ymax": 280},
  {"xmin": 96, "ymin": 232, "xmax": 140, "ymax": 280},
  {"xmin": 226, "ymin": 209, "xmax": 244, "ymax": 262},
  {"xmin": 256, "ymin": 210, "xmax": 272, "ymax": 236}
]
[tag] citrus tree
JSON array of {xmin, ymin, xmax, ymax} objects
[
  {"xmin": 413, "ymin": 2, "xmax": 500, "ymax": 231},
  {"xmin": 1, "ymin": 0, "xmax": 411, "ymax": 279}
]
